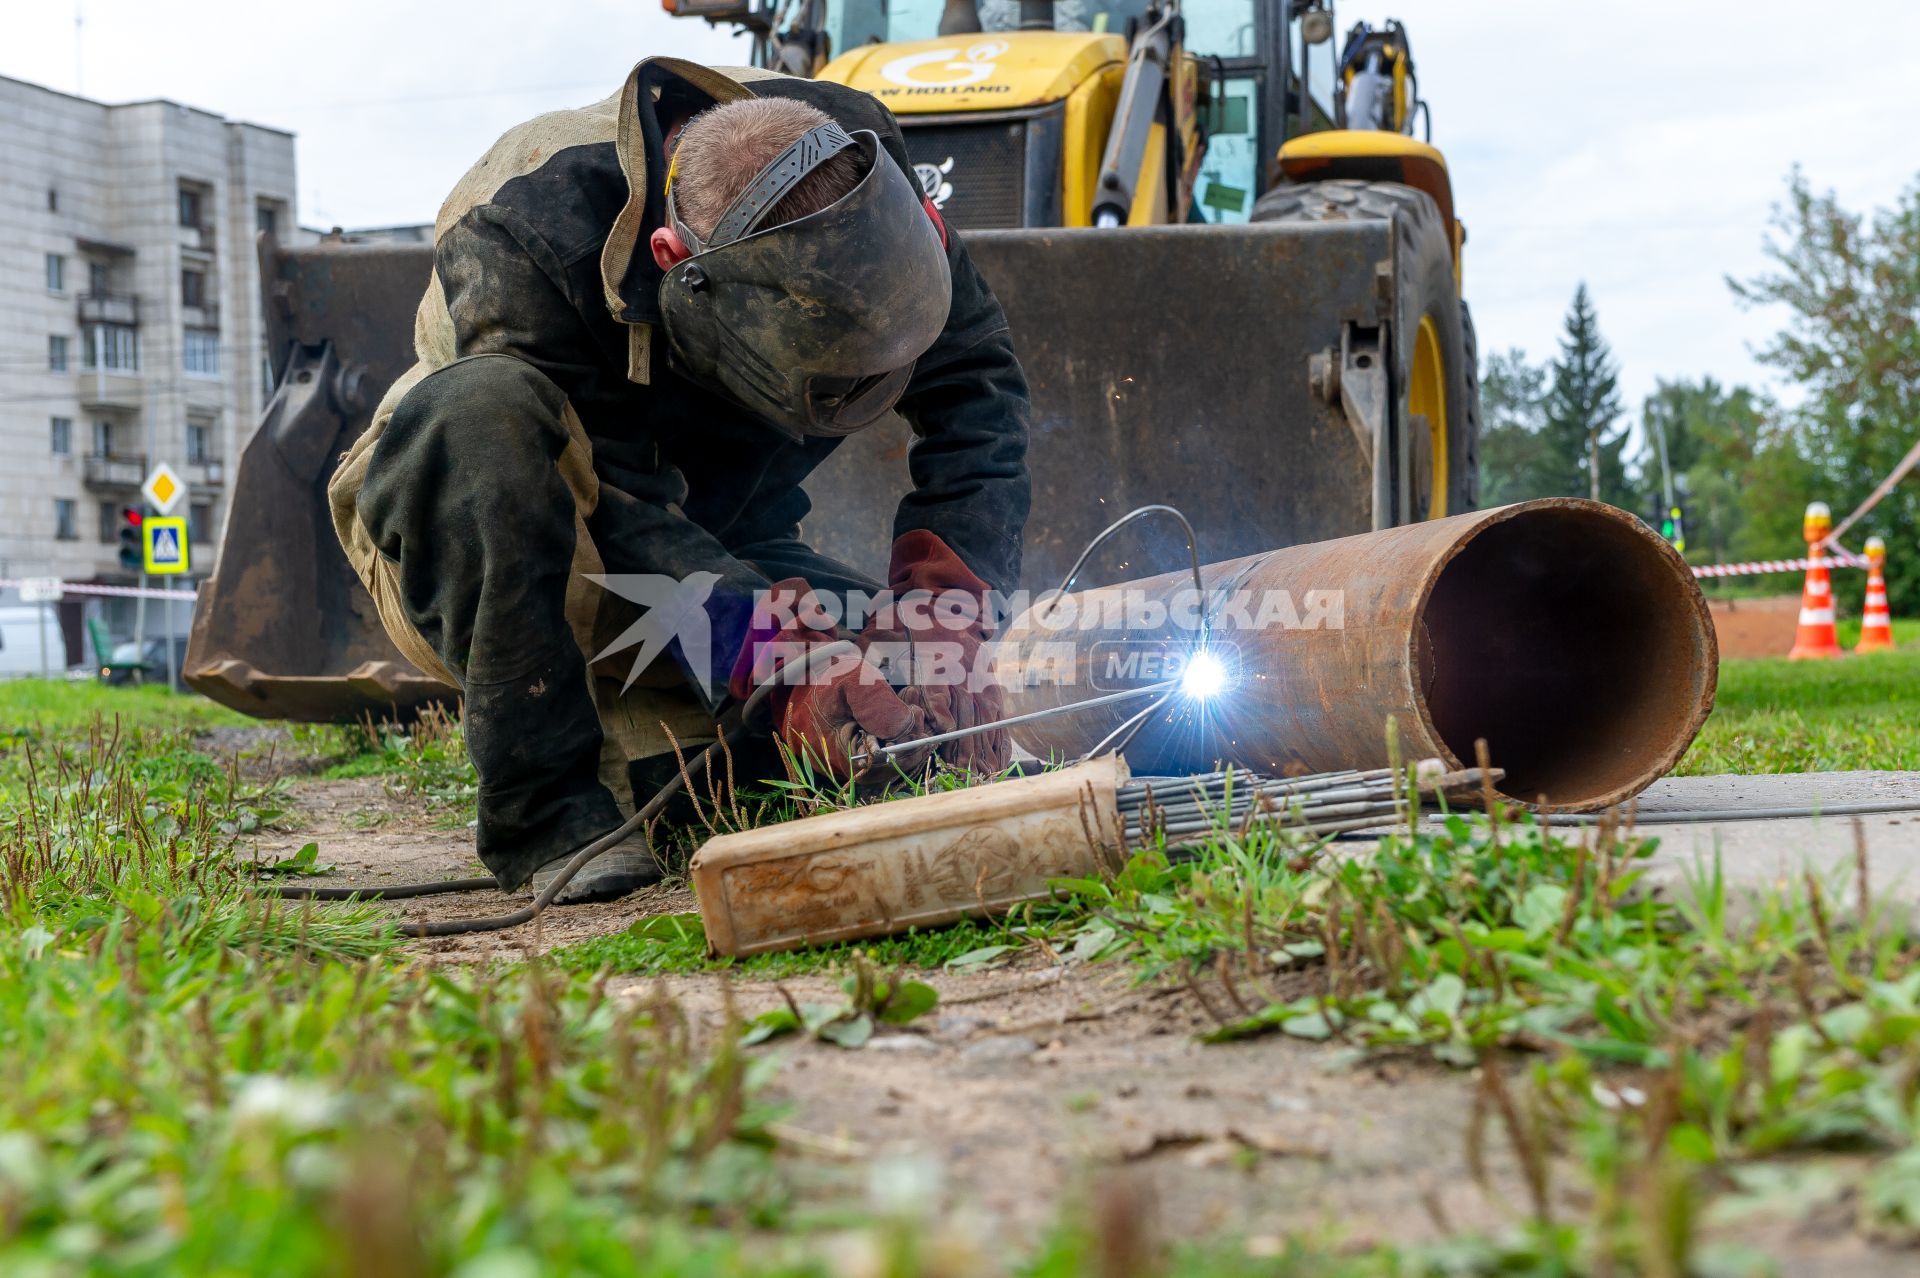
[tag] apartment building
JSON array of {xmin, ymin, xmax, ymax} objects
[{"xmin": 0, "ymin": 73, "xmax": 294, "ymax": 662}]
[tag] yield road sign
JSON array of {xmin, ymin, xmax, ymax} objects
[
  {"xmin": 142, "ymin": 462, "xmax": 187, "ymax": 516},
  {"xmin": 143, "ymin": 517, "xmax": 190, "ymax": 575}
]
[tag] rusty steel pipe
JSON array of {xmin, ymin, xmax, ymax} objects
[{"xmin": 997, "ymin": 499, "xmax": 1718, "ymax": 812}]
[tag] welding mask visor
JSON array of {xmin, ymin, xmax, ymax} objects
[{"xmin": 659, "ymin": 125, "xmax": 952, "ymax": 442}]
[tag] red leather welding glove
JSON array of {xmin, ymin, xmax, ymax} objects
[
  {"xmin": 857, "ymin": 531, "xmax": 1009, "ymax": 775},
  {"xmin": 728, "ymin": 577, "xmax": 931, "ymax": 780}
]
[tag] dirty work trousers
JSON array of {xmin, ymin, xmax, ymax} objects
[{"xmin": 353, "ymin": 354, "xmax": 878, "ymax": 889}]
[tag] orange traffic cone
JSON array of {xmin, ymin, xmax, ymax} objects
[
  {"xmin": 1857, "ymin": 535, "xmax": 1895, "ymax": 653},
  {"xmin": 1789, "ymin": 502, "xmax": 1843, "ymax": 660}
]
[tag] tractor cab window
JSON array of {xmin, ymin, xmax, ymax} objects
[
  {"xmin": 1286, "ymin": 10, "xmax": 1339, "ymax": 135},
  {"xmin": 835, "ymin": 0, "xmax": 1159, "ymax": 45},
  {"xmin": 1183, "ymin": 0, "xmax": 1256, "ymax": 58},
  {"xmin": 1193, "ymin": 76, "xmax": 1257, "ymax": 222},
  {"xmin": 975, "ymin": 0, "xmax": 1151, "ymax": 34}
]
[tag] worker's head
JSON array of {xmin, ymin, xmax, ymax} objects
[
  {"xmin": 653, "ymin": 98, "xmax": 864, "ymax": 255},
  {"xmin": 652, "ymin": 98, "xmax": 953, "ymax": 443}
]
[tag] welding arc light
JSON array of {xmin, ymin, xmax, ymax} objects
[{"xmin": 1180, "ymin": 649, "xmax": 1228, "ymax": 700}]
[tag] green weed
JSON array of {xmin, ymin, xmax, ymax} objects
[{"xmin": 0, "ymin": 710, "xmax": 803, "ymax": 1273}]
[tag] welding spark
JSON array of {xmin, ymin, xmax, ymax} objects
[{"xmin": 1180, "ymin": 649, "xmax": 1228, "ymax": 700}]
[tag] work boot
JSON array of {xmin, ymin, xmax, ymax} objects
[{"xmin": 527, "ymin": 833, "xmax": 663, "ymax": 904}]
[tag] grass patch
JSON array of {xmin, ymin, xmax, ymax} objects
[
  {"xmin": 0, "ymin": 707, "xmax": 808, "ymax": 1273},
  {"xmin": 1064, "ymin": 788, "xmax": 1920, "ymax": 1267},
  {"xmin": 0, "ymin": 683, "xmax": 253, "ymax": 802},
  {"xmin": 303, "ymin": 706, "xmax": 480, "ymax": 823},
  {"xmin": 1678, "ymin": 638, "xmax": 1920, "ymax": 774},
  {"xmin": 9, "ymin": 666, "xmax": 1920, "ymax": 1268},
  {"xmin": 0, "ymin": 679, "xmax": 252, "ymax": 734},
  {"xmin": 553, "ymin": 906, "xmax": 1066, "ymax": 979}
]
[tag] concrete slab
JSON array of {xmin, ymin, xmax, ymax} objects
[{"xmin": 1620, "ymin": 771, "xmax": 1920, "ymax": 910}]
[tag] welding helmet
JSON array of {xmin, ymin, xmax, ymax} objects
[{"xmin": 659, "ymin": 122, "xmax": 952, "ymax": 442}]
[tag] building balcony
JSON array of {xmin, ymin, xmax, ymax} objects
[
  {"xmin": 78, "ymin": 292, "xmax": 140, "ymax": 325},
  {"xmin": 181, "ymin": 302, "xmax": 220, "ymax": 328},
  {"xmin": 77, "ymin": 370, "xmax": 144, "ymax": 410},
  {"xmin": 83, "ymin": 453, "xmax": 148, "ymax": 489},
  {"xmin": 188, "ymin": 459, "xmax": 226, "ymax": 487},
  {"xmin": 179, "ymin": 223, "xmax": 215, "ymax": 252}
]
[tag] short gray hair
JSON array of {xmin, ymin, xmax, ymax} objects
[{"xmin": 669, "ymin": 98, "xmax": 864, "ymax": 240}]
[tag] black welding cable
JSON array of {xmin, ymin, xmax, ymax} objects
[
  {"xmin": 264, "ymin": 723, "xmax": 747, "ymax": 937},
  {"xmin": 259, "ymin": 642, "xmax": 860, "ymax": 937},
  {"xmin": 267, "ymin": 505, "xmax": 1213, "ymax": 924},
  {"xmin": 400, "ymin": 724, "xmax": 751, "ymax": 938},
  {"xmin": 1536, "ymin": 798, "xmax": 1920, "ymax": 827},
  {"xmin": 1311, "ymin": 796, "xmax": 1920, "ymax": 839},
  {"xmin": 257, "ymin": 504, "xmax": 1278, "ymax": 933},
  {"xmin": 274, "ymin": 876, "xmax": 499, "ymax": 901}
]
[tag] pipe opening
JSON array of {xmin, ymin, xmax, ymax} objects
[{"xmin": 1419, "ymin": 509, "xmax": 1711, "ymax": 809}]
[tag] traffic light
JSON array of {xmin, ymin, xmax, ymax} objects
[
  {"xmin": 1655, "ymin": 503, "xmax": 1688, "ymax": 555},
  {"xmin": 117, "ymin": 506, "xmax": 143, "ymax": 571}
]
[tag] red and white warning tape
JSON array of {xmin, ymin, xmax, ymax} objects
[
  {"xmin": 1690, "ymin": 552, "xmax": 1868, "ymax": 579},
  {"xmin": 0, "ymin": 578, "xmax": 198, "ymax": 603}
]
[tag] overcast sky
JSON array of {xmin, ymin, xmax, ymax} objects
[{"xmin": 7, "ymin": 0, "xmax": 1917, "ymax": 424}]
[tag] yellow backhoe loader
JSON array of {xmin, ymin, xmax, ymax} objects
[{"xmin": 186, "ymin": 0, "xmax": 1480, "ymax": 721}]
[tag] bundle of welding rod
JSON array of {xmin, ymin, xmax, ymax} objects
[{"xmin": 1118, "ymin": 763, "xmax": 1497, "ymax": 852}]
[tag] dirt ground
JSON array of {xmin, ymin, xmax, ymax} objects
[
  {"xmin": 1707, "ymin": 593, "xmax": 1802, "ymax": 660},
  {"xmin": 245, "ymin": 771, "xmax": 1908, "ymax": 1269}
]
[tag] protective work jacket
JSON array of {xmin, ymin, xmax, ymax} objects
[{"xmin": 328, "ymin": 57, "xmax": 1032, "ymax": 704}]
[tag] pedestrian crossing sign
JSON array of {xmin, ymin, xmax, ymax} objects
[{"xmin": 143, "ymin": 517, "xmax": 189, "ymax": 575}]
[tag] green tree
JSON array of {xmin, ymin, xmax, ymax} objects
[
  {"xmin": 1637, "ymin": 377, "xmax": 1814, "ymax": 566},
  {"xmin": 1478, "ymin": 347, "xmax": 1555, "ymax": 505},
  {"xmin": 1542, "ymin": 283, "xmax": 1632, "ymax": 506},
  {"xmin": 1732, "ymin": 168, "xmax": 1920, "ymax": 615}
]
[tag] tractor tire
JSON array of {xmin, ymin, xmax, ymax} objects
[
  {"xmin": 1459, "ymin": 299, "xmax": 1482, "ymax": 509},
  {"xmin": 1251, "ymin": 178, "xmax": 1480, "ymax": 520}
]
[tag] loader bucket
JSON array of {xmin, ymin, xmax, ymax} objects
[
  {"xmin": 185, "ymin": 237, "xmax": 453, "ymax": 721},
  {"xmin": 805, "ymin": 221, "xmax": 1403, "ymax": 592},
  {"xmin": 191, "ymin": 220, "xmax": 1408, "ymax": 721}
]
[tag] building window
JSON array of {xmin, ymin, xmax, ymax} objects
[
  {"xmin": 91, "ymin": 419, "xmax": 114, "ymax": 458},
  {"xmin": 49, "ymin": 335, "xmax": 69, "ymax": 371},
  {"xmin": 189, "ymin": 502, "xmax": 214, "ymax": 545},
  {"xmin": 88, "ymin": 260, "xmax": 111, "ymax": 294},
  {"xmin": 46, "ymin": 254, "xmax": 66, "ymax": 293},
  {"xmin": 82, "ymin": 324, "xmax": 140, "ymax": 372},
  {"xmin": 178, "ymin": 184, "xmax": 203, "ymax": 228},
  {"xmin": 51, "ymin": 416, "xmax": 72, "ymax": 456},
  {"xmin": 187, "ymin": 421, "xmax": 212, "ymax": 464},
  {"xmin": 47, "ymin": 188, "xmax": 59, "ymax": 212},
  {"xmin": 181, "ymin": 269, "xmax": 206, "ymax": 309},
  {"xmin": 184, "ymin": 328, "xmax": 220, "ymax": 375},
  {"xmin": 256, "ymin": 201, "xmax": 279, "ymax": 236},
  {"xmin": 97, "ymin": 500, "xmax": 118, "ymax": 543},
  {"xmin": 54, "ymin": 499, "xmax": 79, "ymax": 542}
]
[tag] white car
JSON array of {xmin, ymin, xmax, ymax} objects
[{"xmin": 0, "ymin": 605, "xmax": 69, "ymax": 678}]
